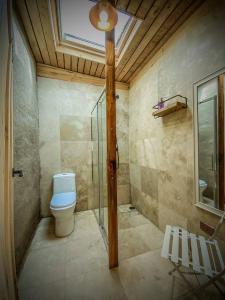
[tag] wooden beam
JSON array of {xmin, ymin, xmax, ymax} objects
[
  {"xmin": 36, "ymin": 63, "xmax": 129, "ymax": 90},
  {"xmin": 218, "ymin": 74, "xmax": 224, "ymax": 211},
  {"xmin": 106, "ymin": 0, "xmax": 118, "ymax": 269}
]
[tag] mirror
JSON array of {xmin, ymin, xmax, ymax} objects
[{"xmin": 195, "ymin": 72, "xmax": 225, "ymax": 212}]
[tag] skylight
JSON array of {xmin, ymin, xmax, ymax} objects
[{"xmin": 58, "ymin": 0, "xmax": 132, "ymax": 52}]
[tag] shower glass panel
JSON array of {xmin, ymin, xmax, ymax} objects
[
  {"xmin": 91, "ymin": 91, "xmax": 108, "ymax": 241},
  {"xmin": 101, "ymin": 97, "xmax": 108, "ymax": 236},
  {"xmin": 91, "ymin": 104, "xmax": 100, "ymax": 223}
]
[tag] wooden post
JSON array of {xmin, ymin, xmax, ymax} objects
[
  {"xmin": 218, "ymin": 74, "xmax": 224, "ymax": 211},
  {"xmin": 105, "ymin": 0, "xmax": 118, "ymax": 269}
]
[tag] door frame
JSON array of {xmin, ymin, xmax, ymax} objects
[{"xmin": 0, "ymin": 0, "xmax": 17, "ymax": 298}]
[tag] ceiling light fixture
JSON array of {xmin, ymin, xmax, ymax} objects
[{"xmin": 89, "ymin": 0, "xmax": 118, "ymax": 32}]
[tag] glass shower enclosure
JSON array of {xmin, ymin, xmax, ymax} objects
[{"xmin": 91, "ymin": 90, "xmax": 108, "ymax": 242}]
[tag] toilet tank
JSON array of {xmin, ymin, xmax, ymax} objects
[{"xmin": 53, "ymin": 173, "xmax": 76, "ymax": 194}]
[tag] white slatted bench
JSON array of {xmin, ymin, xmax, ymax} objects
[{"xmin": 161, "ymin": 214, "xmax": 225, "ymax": 299}]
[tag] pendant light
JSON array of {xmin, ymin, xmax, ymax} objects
[{"xmin": 89, "ymin": 0, "xmax": 118, "ymax": 32}]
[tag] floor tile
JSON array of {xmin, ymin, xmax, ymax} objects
[
  {"xmin": 19, "ymin": 280, "xmax": 65, "ymax": 300},
  {"xmin": 19, "ymin": 244, "xmax": 66, "ymax": 290},
  {"xmin": 18, "ymin": 207, "xmax": 222, "ymax": 300}
]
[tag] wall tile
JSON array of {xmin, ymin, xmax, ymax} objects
[
  {"xmin": 60, "ymin": 115, "xmax": 91, "ymax": 141},
  {"xmin": 117, "ymin": 163, "xmax": 130, "ymax": 185},
  {"xmin": 141, "ymin": 167, "xmax": 159, "ymax": 200},
  {"xmin": 13, "ymin": 20, "xmax": 40, "ymax": 270},
  {"xmin": 118, "ymin": 185, "xmax": 131, "ymax": 205}
]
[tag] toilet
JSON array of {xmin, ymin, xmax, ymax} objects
[
  {"xmin": 199, "ymin": 179, "xmax": 207, "ymax": 202},
  {"xmin": 50, "ymin": 173, "xmax": 76, "ymax": 237}
]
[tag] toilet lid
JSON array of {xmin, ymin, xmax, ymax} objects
[{"xmin": 50, "ymin": 192, "xmax": 76, "ymax": 209}]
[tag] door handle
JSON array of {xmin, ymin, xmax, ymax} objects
[
  {"xmin": 12, "ymin": 168, "xmax": 23, "ymax": 177},
  {"xmin": 116, "ymin": 140, "xmax": 119, "ymax": 169}
]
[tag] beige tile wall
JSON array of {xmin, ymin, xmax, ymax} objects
[
  {"xmin": 38, "ymin": 78, "xmax": 130, "ymax": 216},
  {"xmin": 128, "ymin": 0, "xmax": 225, "ymax": 239},
  {"xmin": 13, "ymin": 18, "xmax": 40, "ymax": 270}
]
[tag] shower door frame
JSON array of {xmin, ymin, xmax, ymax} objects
[
  {"xmin": 91, "ymin": 91, "xmax": 108, "ymax": 242},
  {"xmin": 194, "ymin": 68, "xmax": 225, "ymax": 215}
]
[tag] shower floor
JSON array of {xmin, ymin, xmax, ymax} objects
[{"xmin": 18, "ymin": 205, "xmax": 222, "ymax": 300}]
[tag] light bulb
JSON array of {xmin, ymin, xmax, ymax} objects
[{"xmin": 98, "ymin": 10, "xmax": 110, "ymax": 30}]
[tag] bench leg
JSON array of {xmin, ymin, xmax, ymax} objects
[
  {"xmin": 174, "ymin": 266, "xmax": 225, "ymax": 300},
  {"xmin": 170, "ymin": 262, "xmax": 202, "ymax": 300}
]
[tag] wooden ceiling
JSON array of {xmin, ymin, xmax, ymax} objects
[{"xmin": 15, "ymin": 0, "xmax": 204, "ymax": 84}]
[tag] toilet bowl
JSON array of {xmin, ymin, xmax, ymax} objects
[
  {"xmin": 50, "ymin": 173, "xmax": 76, "ymax": 237},
  {"xmin": 199, "ymin": 179, "xmax": 207, "ymax": 202}
]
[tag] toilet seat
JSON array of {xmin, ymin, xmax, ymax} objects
[
  {"xmin": 50, "ymin": 192, "xmax": 76, "ymax": 209},
  {"xmin": 199, "ymin": 179, "xmax": 207, "ymax": 187}
]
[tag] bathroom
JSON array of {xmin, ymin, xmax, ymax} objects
[{"xmin": 1, "ymin": 0, "xmax": 225, "ymax": 299}]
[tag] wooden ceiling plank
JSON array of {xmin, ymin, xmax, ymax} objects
[
  {"xmin": 135, "ymin": 0, "xmax": 155, "ymax": 20},
  {"xmin": 56, "ymin": 52, "xmax": 65, "ymax": 68},
  {"xmin": 15, "ymin": 0, "xmax": 43, "ymax": 63},
  {"xmin": 64, "ymin": 54, "xmax": 71, "ymax": 70},
  {"xmin": 71, "ymin": 56, "xmax": 78, "ymax": 72},
  {"xmin": 115, "ymin": 0, "xmax": 167, "ymax": 78},
  {"xmin": 84, "ymin": 60, "xmax": 92, "ymax": 75},
  {"xmin": 25, "ymin": 0, "xmax": 51, "ymax": 65},
  {"xmin": 36, "ymin": 63, "xmax": 129, "ymax": 90},
  {"xmin": 116, "ymin": 0, "xmax": 130, "ymax": 12},
  {"xmin": 117, "ymin": 0, "xmax": 181, "ymax": 81},
  {"xmin": 124, "ymin": 0, "xmax": 195, "ymax": 81},
  {"xmin": 101, "ymin": 65, "xmax": 106, "ymax": 78},
  {"xmin": 36, "ymin": 0, "xmax": 57, "ymax": 67},
  {"xmin": 127, "ymin": 0, "xmax": 204, "ymax": 83},
  {"xmin": 127, "ymin": 0, "xmax": 143, "ymax": 17},
  {"xmin": 95, "ymin": 63, "xmax": 105, "ymax": 77},
  {"xmin": 89, "ymin": 61, "xmax": 98, "ymax": 76},
  {"xmin": 78, "ymin": 58, "xmax": 85, "ymax": 73}
]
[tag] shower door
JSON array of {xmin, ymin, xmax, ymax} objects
[
  {"xmin": 198, "ymin": 95, "xmax": 218, "ymax": 206},
  {"xmin": 195, "ymin": 73, "xmax": 225, "ymax": 211},
  {"xmin": 91, "ymin": 92, "xmax": 108, "ymax": 241}
]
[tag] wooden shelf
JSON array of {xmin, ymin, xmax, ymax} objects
[{"xmin": 152, "ymin": 101, "xmax": 187, "ymax": 118}]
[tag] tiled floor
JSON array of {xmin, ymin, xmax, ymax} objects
[{"xmin": 18, "ymin": 205, "xmax": 222, "ymax": 300}]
